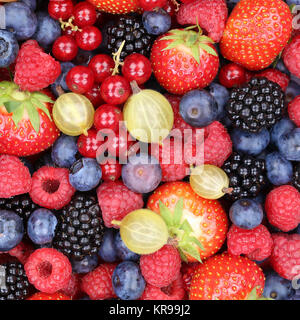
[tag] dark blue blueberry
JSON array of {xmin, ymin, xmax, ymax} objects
[
  {"xmin": 98, "ymin": 229, "xmax": 118, "ymax": 263},
  {"xmin": 71, "ymin": 254, "xmax": 98, "ymax": 274},
  {"xmin": 5, "ymin": 2, "xmax": 37, "ymax": 40},
  {"xmin": 114, "ymin": 231, "xmax": 139, "ymax": 262},
  {"xmin": 263, "ymin": 271, "xmax": 295, "ymax": 300},
  {"xmin": 229, "ymin": 199, "xmax": 263, "ymax": 230},
  {"xmin": 69, "ymin": 158, "xmax": 102, "ymax": 192},
  {"xmin": 208, "ymin": 83, "xmax": 229, "ymax": 120},
  {"xmin": 51, "ymin": 134, "xmax": 78, "ymax": 168},
  {"xmin": 180, "ymin": 89, "xmax": 218, "ymax": 128},
  {"xmin": 33, "ymin": 12, "xmax": 61, "ymax": 49},
  {"xmin": 0, "ymin": 210, "xmax": 24, "ymax": 251},
  {"xmin": 27, "ymin": 208, "xmax": 57, "ymax": 245},
  {"xmin": 270, "ymin": 118, "xmax": 295, "ymax": 148},
  {"xmin": 112, "ymin": 261, "xmax": 146, "ymax": 300},
  {"xmin": 35, "ymin": 152, "xmax": 55, "ymax": 170},
  {"xmin": 290, "ymin": 289, "xmax": 300, "ymax": 300},
  {"xmin": 72, "ymin": 48, "xmax": 94, "ymax": 66},
  {"xmin": 51, "ymin": 62, "xmax": 75, "ymax": 97},
  {"xmin": 265, "ymin": 152, "xmax": 293, "ymax": 186},
  {"xmin": 122, "ymin": 154, "xmax": 162, "ymax": 194},
  {"xmin": 20, "ymin": 157, "xmax": 34, "ymax": 175},
  {"xmin": 275, "ymin": 59, "xmax": 290, "ymax": 75},
  {"xmin": 0, "ymin": 30, "xmax": 19, "ymax": 68},
  {"xmin": 20, "ymin": 0, "xmax": 37, "ymax": 11},
  {"xmin": 286, "ymin": 0, "xmax": 300, "ymax": 6},
  {"xmin": 297, "ymin": 224, "xmax": 300, "ymax": 234},
  {"xmin": 286, "ymin": 81, "xmax": 300, "ymax": 103},
  {"xmin": 231, "ymin": 128, "xmax": 270, "ymax": 156},
  {"xmin": 278, "ymin": 128, "xmax": 300, "ymax": 161},
  {"xmin": 142, "ymin": 9, "xmax": 171, "ymax": 36}
]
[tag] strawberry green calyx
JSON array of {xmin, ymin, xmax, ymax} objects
[
  {"xmin": 159, "ymin": 198, "xmax": 205, "ymax": 263},
  {"xmin": 246, "ymin": 287, "xmax": 273, "ymax": 301},
  {"xmin": 161, "ymin": 26, "xmax": 218, "ymax": 64},
  {"xmin": 0, "ymin": 81, "xmax": 54, "ymax": 133}
]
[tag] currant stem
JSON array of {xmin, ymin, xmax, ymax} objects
[
  {"xmin": 170, "ymin": 0, "xmax": 180, "ymax": 12},
  {"xmin": 112, "ymin": 40, "xmax": 125, "ymax": 76},
  {"xmin": 59, "ymin": 17, "xmax": 82, "ymax": 32}
]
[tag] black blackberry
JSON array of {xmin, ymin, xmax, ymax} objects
[
  {"xmin": 0, "ymin": 258, "xmax": 31, "ymax": 300},
  {"xmin": 0, "ymin": 194, "xmax": 38, "ymax": 221},
  {"xmin": 53, "ymin": 193, "xmax": 104, "ymax": 260},
  {"xmin": 222, "ymin": 152, "xmax": 266, "ymax": 200},
  {"xmin": 293, "ymin": 163, "xmax": 300, "ymax": 192},
  {"xmin": 107, "ymin": 15, "xmax": 152, "ymax": 60},
  {"xmin": 226, "ymin": 77, "xmax": 286, "ymax": 132}
]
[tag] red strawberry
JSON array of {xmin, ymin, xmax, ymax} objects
[
  {"xmin": 0, "ymin": 82, "xmax": 60, "ymax": 157},
  {"xmin": 147, "ymin": 181, "xmax": 228, "ymax": 262},
  {"xmin": 27, "ymin": 292, "xmax": 71, "ymax": 300},
  {"xmin": 14, "ymin": 40, "xmax": 61, "ymax": 92},
  {"xmin": 220, "ymin": 0, "xmax": 292, "ymax": 71},
  {"xmin": 190, "ymin": 253, "xmax": 265, "ymax": 300},
  {"xmin": 86, "ymin": 0, "xmax": 139, "ymax": 14},
  {"xmin": 151, "ymin": 28, "xmax": 219, "ymax": 95},
  {"xmin": 177, "ymin": 0, "xmax": 228, "ymax": 43}
]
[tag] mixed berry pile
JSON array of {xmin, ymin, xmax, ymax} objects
[{"xmin": 0, "ymin": 0, "xmax": 299, "ymax": 301}]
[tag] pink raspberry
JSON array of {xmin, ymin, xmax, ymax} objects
[
  {"xmin": 61, "ymin": 274, "xmax": 82, "ymax": 300},
  {"xmin": 227, "ymin": 225, "xmax": 273, "ymax": 261},
  {"xmin": 288, "ymin": 95, "xmax": 300, "ymax": 127},
  {"xmin": 8, "ymin": 241, "xmax": 34, "ymax": 265},
  {"xmin": 25, "ymin": 248, "xmax": 72, "ymax": 294},
  {"xmin": 97, "ymin": 181, "xmax": 144, "ymax": 228},
  {"xmin": 140, "ymin": 245, "xmax": 181, "ymax": 288},
  {"xmin": 265, "ymin": 185, "xmax": 300, "ymax": 232},
  {"xmin": 81, "ymin": 263, "xmax": 117, "ymax": 300},
  {"xmin": 257, "ymin": 69, "xmax": 290, "ymax": 91},
  {"xmin": 283, "ymin": 35, "xmax": 300, "ymax": 78},
  {"xmin": 0, "ymin": 155, "xmax": 31, "ymax": 198}
]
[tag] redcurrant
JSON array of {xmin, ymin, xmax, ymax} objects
[
  {"xmin": 48, "ymin": 0, "xmax": 74, "ymax": 21},
  {"xmin": 94, "ymin": 104, "xmax": 123, "ymax": 132},
  {"xmin": 100, "ymin": 75, "xmax": 131, "ymax": 105},
  {"xmin": 88, "ymin": 54, "xmax": 114, "ymax": 83},
  {"xmin": 219, "ymin": 63, "xmax": 248, "ymax": 88},
  {"xmin": 75, "ymin": 26, "xmax": 102, "ymax": 51},
  {"xmin": 66, "ymin": 66, "xmax": 95, "ymax": 94},
  {"xmin": 100, "ymin": 158, "xmax": 122, "ymax": 182},
  {"xmin": 73, "ymin": 1, "xmax": 97, "ymax": 28},
  {"xmin": 77, "ymin": 128, "xmax": 103, "ymax": 158},
  {"xmin": 84, "ymin": 83, "xmax": 104, "ymax": 107},
  {"xmin": 52, "ymin": 35, "xmax": 78, "ymax": 62},
  {"xmin": 139, "ymin": 0, "xmax": 167, "ymax": 11}
]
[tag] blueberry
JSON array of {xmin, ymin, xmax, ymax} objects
[
  {"xmin": 98, "ymin": 229, "xmax": 118, "ymax": 263},
  {"xmin": 0, "ymin": 210, "xmax": 24, "ymax": 251},
  {"xmin": 278, "ymin": 128, "xmax": 300, "ymax": 161},
  {"xmin": 5, "ymin": 2, "xmax": 37, "ymax": 40},
  {"xmin": 122, "ymin": 154, "xmax": 162, "ymax": 194},
  {"xmin": 71, "ymin": 254, "xmax": 98, "ymax": 274},
  {"xmin": 142, "ymin": 9, "xmax": 171, "ymax": 36},
  {"xmin": 20, "ymin": 0, "xmax": 37, "ymax": 11},
  {"xmin": 112, "ymin": 261, "xmax": 146, "ymax": 300},
  {"xmin": 72, "ymin": 48, "xmax": 94, "ymax": 66},
  {"xmin": 208, "ymin": 83, "xmax": 229, "ymax": 120},
  {"xmin": 51, "ymin": 62, "xmax": 75, "ymax": 97},
  {"xmin": 114, "ymin": 231, "xmax": 139, "ymax": 262},
  {"xmin": 0, "ymin": 30, "xmax": 19, "ymax": 68},
  {"xmin": 270, "ymin": 118, "xmax": 295, "ymax": 147},
  {"xmin": 20, "ymin": 157, "xmax": 35, "ymax": 175},
  {"xmin": 51, "ymin": 134, "xmax": 78, "ymax": 168},
  {"xmin": 229, "ymin": 199, "xmax": 263, "ymax": 229},
  {"xmin": 69, "ymin": 158, "xmax": 102, "ymax": 192},
  {"xmin": 286, "ymin": 81, "xmax": 300, "ymax": 103},
  {"xmin": 35, "ymin": 152, "xmax": 55, "ymax": 171},
  {"xmin": 33, "ymin": 12, "xmax": 61, "ymax": 49},
  {"xmin": 231, "ymin": 128, "xmax": 270, "ymax": 156},
  {"xmin": 27, "ymin": 208, "xmax": 57, "ymax": 245},
  {"xmin": 286, "ymin": 0, "xmax": 300, "ymax": 5},
  {"xmin": 265, "ymin": 152, "xmax": 293, "ymax": 186},
  {"xmin": 263, "ymin": 271, "xmax": 295, "ymax": 300},
  {"xmin": 290, "ymin": 289, "xmax": 300, "ymax": 300},
  {"xmin": 180, "ymin": 89, "xmax": 218, "ymax": 127},
  {"xmin": 275, "ymin": 59, "xmax": 290, "ymax": 75},
  {"xmin": 297, "ymin": 225, "xmax": 300, "ymax": 234}
]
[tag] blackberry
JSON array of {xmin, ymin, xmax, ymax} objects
[
  {"xmin": 107, "ymin": 15, "xmax": 152, "ymax": 60},
  {"xmin": 53, "ymin": 193, "xmax": 104, "ymax": 260},
  {"xmin": 0, "ymin": 194, "xmax": 38, "ymax": 221},
  {"xmin": 222, "ymin": 152, "xmax": 266, "ymax": 200},
  {"xmin": 226, "ymin": 77, "xmax": 285, "ymax": 132},
  {"xmin": 0, "ymin": 258, "xmax": 31, "ymax": 300},
  {"xmin": 293, "ymin": 163, "xmax": 300, "ymax": 192}
]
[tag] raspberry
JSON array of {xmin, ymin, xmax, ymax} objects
[
  {"xmin": 8, "ymin": 241, "xmax": 34, "ymax": 265},
  {"xmin": 0, "ymin": 155, "xmax": 31, "ymax": 198},
  {"xmin": 140, "ymin": 275, "xmax": 186, "ymax": 300},
  {"xmin": 150, "ymin": 138, "xmax": 190, "ymax": 182},
  {"xmin": 227, "ymin": 225, "xmax": 273, "ymax": 261},
  {"xmin": 283, "ymin": 35, "xmax": 300, "ymax": 78},
  {"xmin": 27, "ymin": 292, "xmax": 71, "ymax": 300},
  {"xmin": 25, "ymin": 248, "xmax": 72, "ymax": 294},
  {"xmin": 288, "ymin": 96, "xmax": 300, "ymax": 127},
  {"xmin": 14, "ymin": 40, "xmax": 61, "ymax": 92},
  {"xmin": 270, "ymin": 233, "xmax": 300, "ymax": 280},
  {"xmin": 257, "ymin": 69, "xmax": 290, "ymax": 91},
  {"xmin": 97, "ymin": 181, "xmax": 144, "ymax": 228},
  {"xmin": 29, "ymin": 166, "xmax": 75, "ymax": 210},
  {"xmin": 140, "ymin": 245, "xmax": 181, "ymax": 288},
  {"xmin": 181, "ymin": 263, "xmax": 200, "ymax": 292},
  {"xmin": 61, "ymin": 274, "xmax": 82, "ymax": 300},
  {"xmin": 81, "ymin": 263, "xmax": 117, "ymax": 300},
  {"xmin": 265, "ymin": 185, "xmax": 300, "ymax": 232}
]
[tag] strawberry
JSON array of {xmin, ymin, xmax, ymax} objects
[
  {"xmin": 86, "ymin": 0, "xmax": 139, "ymax": 14},
  {"xmin": 151, "ymin": 28, "xmax": 219, "ymax": 95},
  {"xmin": 220, "ymin": 0, "xmax": 292, "ymax": 71},
  {"xmin": 189, "ymin": 252, "xmax": 265, "ymax": 300},
  {"xmin": 176, "ymin": 0, "xmax": 228, "ymax": 43},
  {"xmin": 147, "ymin": 181, "xmax": 228, "ymax": 262},
  {"xmin": 0, "ymin": 82, "xmax": 60, "ymax": 156}
]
